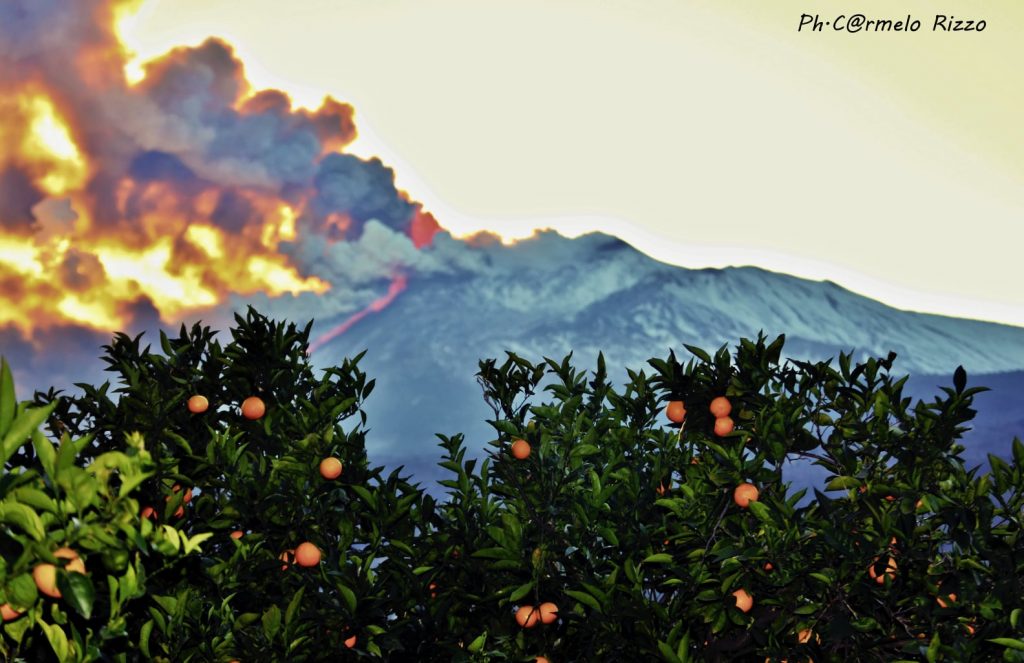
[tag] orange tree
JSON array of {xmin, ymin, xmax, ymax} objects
[
  {"xmin": 0, "ymin": 357, "xmax": 201, "ymax": 662},
  {"xmin": 5, "ymin": 309, "xmax": 1023, "ymax": 661},
  {"xmin": 27, "ymin": 308, "xmax": 429, "ymax": 660},
  {"xmin": 418, "ymin": 336, "xmax": 1024, "ymax": 662}
]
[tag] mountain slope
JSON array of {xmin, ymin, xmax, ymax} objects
[{"xmin": 310, "ymin": 230, "xmax": 1024, "ymax": 493}]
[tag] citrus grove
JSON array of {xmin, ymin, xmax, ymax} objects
[{"xmin": 0, "ymin": 307, "xmax": 1021, "ymax": 661}]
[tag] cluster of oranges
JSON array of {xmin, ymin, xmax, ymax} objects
[
  {"xmin": 515, "ymin": 601, "xmax": 559, "ymax": 628},
  {"xmin": 2, "ymin": 547, "xmax": 89, "ymax": 621},
  {"xmin": 664, "ymin": 395, "xmax": 734, "ymax": 435},
  {"xmin": 187, "ymin": 394, "xmax": 266, "ymax": 421}
]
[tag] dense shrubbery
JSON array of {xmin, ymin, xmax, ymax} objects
[{"xmin": 2, "ymin": 307, "xmax": 1023, "ymax": 661}]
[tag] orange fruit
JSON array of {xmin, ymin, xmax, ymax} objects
[
  {"xmin": 656, "ymin": 481, "xmax": 668, "ymax": 496},
  {"xmin": 344, "ymin": 634, "xmax": 357, "ymax": 648},
  {"xmin": 515, "ymin": 605, "xmax": 540, "ymax": 628},
  {"xmin": 294, "ymin": 542, "xmax": 321, "ymax": 567},
  {"xmin": 915, "ymin": 498, "xmax": 925, "ymax": 510},
  {"xmin": 731, "ymin": 588, "xmax": 753, "ymax": 613},
  {"xmin": 713, "ymin": 416, "xmax": 735, "ymax": 436},
  {"xmin": 174, "ymin": 506, "xmax": 185, "ymax": 518},
  {"xmin": 429, "ymin": 582, "xmax": 438, "ymax": 598},
  {"xmin": 34, "ymin": 563, "xmax": 60, "ymax": 598},
  {"xmin": 141, "ymin": 505, "xmax": 157, "ymax": 520},
  {"xmin": 319, "ymin": 457, "xmax": 343, "ymax": 480},
  {"xmin": 797, "ymin": 628, "xmax": 818, "ymax": 644},
  {"xmin": 230, "ymin": 530, "xmax": 244, "ymax": 540},
  {"xmin": 538, "ymin": 601, "xmax": 559, "ymax": 624},
  {"xmin": 187, "ymin": 394, "xmax": 208, "ymax": 413},
  {"xmin": 885, "ymin": 495, "xmax": 895, "ymax": 502},
  {"xmin": 937, "ymin": 592, "xmax": 957, "ymax": 608},
  {"xmin": 1, "ymin": 603, "xmax": 23, "ymax": 621},
  {"xmin": 241, "ymin": 396, "xmax": 266, "ymax": 420},
  {"xmin": 511, "ymin": 439, "xmax": 531, "ymax": 460},
  {"xmin": 709, "ymin": 396, "xmax": 732, "ymax": 418},
  {"xmin": 868, "ymin": 556, "xmax": 897, "ymax": 584},
  {"xmin": 279, "ymin": 549, "xmax": 295, "ymax": 571},
  {"xmin": 50, "ymin": 548, "xmax": 86, "ymax": 578},
  {"xmin": 964, "ymin": 622, "xmax": 976, "ymax": 636},
  {"xmin": 665, "ymin": 400, "xmax": 687, "ymax": 424},
  {"xmin": 536, "ymin": 658, "xmax": 551, "ymax": 663},
  {"xmin": 733, "ymin": 483, "xmax": 759, "ymax": 508},
  {"xmin": 763, "ymin": 562, "xmax": 774, "ymax": 572}
]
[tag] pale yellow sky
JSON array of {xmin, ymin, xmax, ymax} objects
[{"xmin": 118, "ymin": 0, "xmax": 1023, "ymax": 326}]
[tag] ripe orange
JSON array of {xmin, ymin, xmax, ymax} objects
[
  {"xmin": 141, "ymin": 505, "xmax": 157, "ymax": 520},
  {"xmin": 1, "ymin": 604, "xmax": 23, "ymax": 621},
  {"xmin": 429, "ymin": 582, "xmax": 438, "ymax": 598},
  {"xmin": 294, "ymin": 542, "xmax": 321, "ymax": 567},
  {"xmin": 763, "ymin": 562, "xmax": 774, "ymax": 572},
  {"xmin": 536, "ymin": 658, "xmax": 550, "ymax": 663},
  {"xmin": 885, "ymin": 494, "xmax": 895, "ymax": 502},
  {"xmin": 34, "ymin": 564, "xmax": 60, "ymax": 598},
  {"xmin": 964, "ymin": 622, "xmax": 976, "ymax": 636},
  {"xmin": 511, "ymin": 439, "xmax": 531, "ymax": 460},
  {"xmin": 656, "ymin": 481, "xmax": 668, "ymax": 496},
  {"xmin": 709, "ymin": 396, "xmax": 732, "ymax": 418},
  {"xmin": 187, "ymin": 394, "xmax": 208, "ymax": 413},
  {"xmin": 241, "ymin": 396, "xmax": 266, "ymax": 420},
  {"xmin": 731, "ymin": 588, "xmax": 753, "ymax": 613},
  {"xmin": 515, "ymin": 605, "xmax": 540, "ymax": 628},
  {"xmin": 230, "ymin": 530, "xmax": 244, "ymax": 540},
  {"xmin": 279, "ymin": 549, "xmax": 295, "ymax": 571},
  {"xmin": 937, "ymin": 592, "xmax": 957, "ymax": 608},
  {"xmin": 344, "ymin": 635, "xmax": 357, "ymax": 648},
  {"xmin": 174, "ymin": 506, "xmax": 185, "ymax": 518},
  {"xmin": 733, "ymin": 483, "xmax": 759, "ymax": 508},
  {"xmin": 797, "ymin": 628, "xmax": 819, "ymax": 644},
  {"xmin": 319, "ymin": 457, "xmax": 343, "ymax": 480},
  {"xmin": 56, "ymin": 547, "xmax": 84, "ymax": 568},
  {"xmin": 713, "ymin": 416, "xmax": 735, "ymax": 436},
  {"xmin": 868, "ymin": 556, "xmax": 897, "ymax": 584},
  {"xmin": 666, "ymin": 400, "xmax": 687, "ymax": 424},
  {"xmin": 538, "ymin": 601, "xmax": 559, "ymax": 624}
]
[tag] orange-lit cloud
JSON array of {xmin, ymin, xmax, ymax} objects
[{"xmin": 0, "ymin": 0, "xmax": 441, "ymax": 343}]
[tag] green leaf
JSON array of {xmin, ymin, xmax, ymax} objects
[
  {"xmin": 990, "ymin": 638, "xmax": 1024, "ymax": 651},
  {"xmin": 466, "ymin": 632, "xmax": 487, "ymax": 653},
  {"xmin": 284, "ymin": 586, "xmax": 305, "ymax": 627},
  {"xmin": 565, "ymin": 589, "xmax": 603, "ymax": 613},
  {"xmin": 58, "ymin": 572, "xmax": 95, "ymax": 619},
  {"xmin": 182, "ymin": 532, "xmax": 213, "ymax": 555},
  {"xmin": 0, "ymin": 358, "xmax": 15, "ymax": 439},
  {"xmin": 509, "ymin": 581, "xmax": 534, "ymax": 602},
  {"xmin": 825, "ymin": 476, "xmax": 861, "ymax": 491},
  {"xmin": 0, "ymin": 502, "xmax": 46, "ymax": 540},
  {"xmin": 643, "ymin": 553, "xmax": 673, "ymax": 564},
  {"xmin": 32, "ymin": 429, "xmax": 57, "ymax": 479},
  {"xmin": 262, "ymin": 604, "xmax": 281, "ymax": 641},
  {"xmin": 7, "ymin": 572, "xmax": 39, "ymax": 609},
  {"xmin": 39, "ymin": 620, "xmax": 71, "ymax": 662},
  {"xmin": 747, "ymin": 500, "xmax": 773, "ymax": 524},
  {"xmin": 11, "ymin": 487, "xmax": 58, "ymax": 514},
  {"xmin": 658, "ymin": 640, "xmax": 683, "ymax": 663},
  {"xmin": 1, "ymin": 401, "xmax": 56, "ymax": 467},
  {"xmin": 337, "ymin": 583, "xmax": 357, "ymax": 613},
  {"xmin": 139, "ymin": 619, "xmax": 154, "ymax": 659}
]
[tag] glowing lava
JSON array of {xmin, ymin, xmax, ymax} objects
[{"xmin": 308, "ymin": 274, "xmax": 408, "ymax": 354}]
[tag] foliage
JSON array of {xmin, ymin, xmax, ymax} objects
[{"xmin": 1, "ymin": 307, "xmax": 1021, "ymax": 661}]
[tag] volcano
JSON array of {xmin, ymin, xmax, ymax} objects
[{"xmin": 305, "ymin": 230, "xmax": 1024, "ymax": 495}]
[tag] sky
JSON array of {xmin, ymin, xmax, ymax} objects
[{"xmin": 114, "ymin": 0, "xmax": 1024, "ymax": 327}]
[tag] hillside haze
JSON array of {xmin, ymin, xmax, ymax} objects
[{"xmin": 308, "ymin": 230, "xmax": 1024, "ymax": 493}]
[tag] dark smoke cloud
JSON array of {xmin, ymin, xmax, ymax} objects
[{"xmin": 0, "ymin": 0, "xmax": 456, "ymax": 399}]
